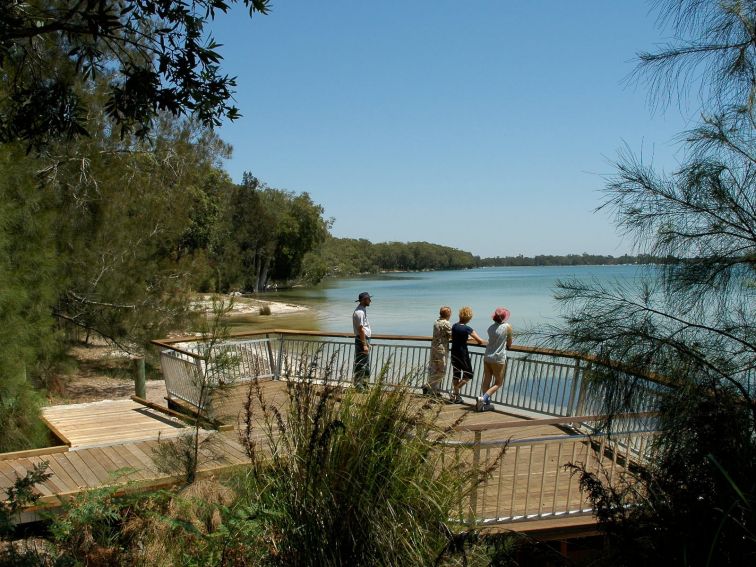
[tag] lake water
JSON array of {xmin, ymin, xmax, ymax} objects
[{"xmin": 231, "ymin": 265, "xmax": 649, "ymax": 337}]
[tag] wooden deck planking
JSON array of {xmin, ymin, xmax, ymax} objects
[
  {"xmin": 62, "ymin": 451, "xmax": 104, "ymax": 489},
  {"xmin": 0, "ymin": 461, "xmax": 20, "ymax": 487},
  {"xmin": 89, "ymin": 447, "xmax": 136, "ymax": 482},
  {"xmin": 120, "ymin": 443, "xmax": 160, "ymax": 475},
  {"xmin": 27, "ymin": 456, "xmax": 70, "ymax": 497},
  {"xmin": 98, "ymin": 445, "xmax": 137, "ymax": 474},
  {"xmin": 3, "ymin": 379, "xmax": 618, "ymax": 536},
  {"xmin": 110, "ymin": 444, "xmax": 153, "ymax": 481},
  {"xmin": 217, "ymin": 435, "xmax": 251, "ymax": 462},
  {"xmin": 42, "ymin": 456, "xmax": 82, "ymax": 493},
  {"xmin": 42, "ymin": 400, "xmax": 188, "ymax": 449},
  {"xmin": 49, "ymin": 453, "xmax": 89, "ymax": 492},
  {"xmin": 15, "ymin": 458, "xmax": 55, "ymax": 497}
]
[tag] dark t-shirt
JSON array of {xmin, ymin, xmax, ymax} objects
[{"xmin": 451, "ymin": 323, "xmax": 474, "ymax": 355}]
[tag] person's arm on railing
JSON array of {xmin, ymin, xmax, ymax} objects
[{"xmin": 470, "ymin": 330, "xmax": 486, "ymax": 346}]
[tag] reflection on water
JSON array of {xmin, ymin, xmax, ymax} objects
[
  {"xmin": 227, "ymin": 265, "xmax": 649, "ymax": 338},
  {"xmin": 226, "ymin": 309, "xmax": 323, "ymax": 335}
]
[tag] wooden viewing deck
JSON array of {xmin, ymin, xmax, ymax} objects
[
  {"xmin": 1, "ymin": 331, "xmax": 662, "ymax": 538},
  {"xmin": 3, "ymin": 381, "xmax": 620, "ymax": 537}
]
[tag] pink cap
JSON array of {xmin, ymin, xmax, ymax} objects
[{"xmin": 492, "ymin": 307, "xmax": 510, "ymax": 323}]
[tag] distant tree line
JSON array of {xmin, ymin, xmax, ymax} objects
[
  {"xmin": 311, "ymin": 242, "xmax": 664, "ymax": 277},
  {"xmin": 476, "ymin": 253, "xmax": 661, "ymax": 267},
  {"xmin": 310, "ymin": 238, "xmax": 478, "ymax": 276}
]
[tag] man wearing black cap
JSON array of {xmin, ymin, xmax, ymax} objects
[{"xmin": 352, "ymin": 291, "xmax": 372, "ymax": 389}]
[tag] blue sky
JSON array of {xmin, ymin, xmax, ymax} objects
[{"xmin": 210, "ymin": 1, "xmax": 692, "ymax": 257}]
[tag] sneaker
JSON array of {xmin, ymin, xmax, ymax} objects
[
  {"xmin": 448, "ymin": 394, "xmax": 464, "ymax": 404},
  {"xmin": 424, "ymin": 387, "xmax": 443, "ymax": 400},
  {"xmin": 476, "ymin": 397, "xmax": 485, "ymax": 412},
  {"xmin": 482, "ymin": 402, "xmax": 494, "ymax": 412},
  {"xmin": 423, "ymin": 386, "xmax": 439, "ymax": 397}
]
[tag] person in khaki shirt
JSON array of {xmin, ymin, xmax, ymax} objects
[{"xmin": 425, "ymin": 306, "xmax": 452, "ymax": 396}]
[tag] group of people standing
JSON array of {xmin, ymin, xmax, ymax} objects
[{"xmin": 352, "ymin": 291, "xmax": 513, "ymax": 412}]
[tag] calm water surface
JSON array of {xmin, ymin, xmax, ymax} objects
[{"xmin": 231, "ymin": 265, "xmax": 649, "ymax": 337}]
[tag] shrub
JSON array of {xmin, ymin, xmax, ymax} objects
[{"xmin": 230, "ymin": 363, "xmax": 493, "ymax": 566}]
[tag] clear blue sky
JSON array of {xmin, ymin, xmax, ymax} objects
[{"xmin": 210, "ymin": 1, "xmax": 692, "ymax": 258}]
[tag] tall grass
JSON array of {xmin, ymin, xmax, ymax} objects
[{"xmin": 232, "ymin": 356, "xmax": 493, "ymax": 566}]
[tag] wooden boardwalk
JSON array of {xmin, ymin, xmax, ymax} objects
[
  {"xmin": 42, "ymin": 399, "xmax": 192, "ymax": 449},
  {"xmin": 1, "ymin": 380, "xmax": 604, "ymax": 535}
]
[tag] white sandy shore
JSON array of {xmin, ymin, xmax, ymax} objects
[{"xmin": 192, "ymin": 294, "xmax": 309, "ymax": 316}]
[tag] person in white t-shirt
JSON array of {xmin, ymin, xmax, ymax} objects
[
  {"xmin": 352, "ymin": 291, "xmax": 372, "ymax": 389},
  {"xmin": 477, "ymin": 307, "xmax": 513, "ymax": 411}
]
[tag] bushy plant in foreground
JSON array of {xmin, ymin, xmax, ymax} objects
[
  {"xmin": 232, "ymin": 365, "xmax": 492, "ymax": 566},
  {"xmin": 570, "ymin": 382, "xmax": 756, "ymax": 566}
]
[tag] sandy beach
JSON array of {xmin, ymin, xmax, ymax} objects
[
  {"xmin": 47, "ymin": 294, "xmax": 310, "ymax": 406},
  {"xmin": 192, "ymin": 293, "xmax": 309, "ymax": 316}
]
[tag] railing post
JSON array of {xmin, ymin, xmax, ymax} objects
[
  {"xmin": 566, "ymin": 358, "xmax": 581, "ymax": 416},
  {"xmin": 275, "ymin": 334, "xmax": 285, "ymax": 380},
  {"xmin": 193, "ymin": 357, "xmax": 205, "ymax": 408},
  {"xmin": 575, "ymin": 362, "xmax": 590, "ymax": 417},
  {"xmin": 469, "ymin": 430, "xmax": 482, "ymax": 524},
  {"xmin": 265, "ymin": 334, "xmax": 277, "ymax": 378}
]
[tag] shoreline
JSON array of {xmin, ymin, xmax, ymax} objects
[{"xmin": 193, "ymin": 293, "xmax": 310, "ymax": 317}]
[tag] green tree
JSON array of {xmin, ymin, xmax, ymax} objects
[
  {"xmin": 177, "ymin": 168, "xmax": 235, "ymax": 292},
  {"xmin": 214, "ymin": 173, "xmax": 277, "ymax": 292},
  {"xmin": 214, "ymin": 174, "xmax": 330, "ymax": 291},
  {"xmin": 314, "ymin": 237, "xmax": 477, "ymax": 276},
  {"xmin": 0, "ymin": 86, "xmax": 235, "ymax": 448},
  {"xmin": 547, "ymin": 1, "xmax": 756, "ymax": 564},
  {"xmin": 49, "ymin": 113, "xmax": 231, "ymax": 352},
  {"xmin": 268, "ymin": 191, "xmax": 330, "ymax": 283},
  {"xmin": 0, "ymin": 0, "xmax": 271, "ymax": 147},
  {"xmin": 0, "ymin": 144, "xmax": 61, "ymax": 451}
]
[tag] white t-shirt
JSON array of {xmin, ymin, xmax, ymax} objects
[
  {"xmin": 353, "ymin": 305, "xmax": 372, "ymax": 338},
  {"xmin": 484, "ymin": 322, "xmax": 511, "ymax": 364}
]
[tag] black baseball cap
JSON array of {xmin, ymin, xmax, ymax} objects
[{"xmin": 356, "ymin": 291, "xmax": 372, "ymax": 302}]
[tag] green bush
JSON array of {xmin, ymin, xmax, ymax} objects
[{"xmin": 228, "ymin": 366, "xmax": 489, "ymax": 566}]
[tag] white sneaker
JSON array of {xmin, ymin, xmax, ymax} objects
[{"xmin": 476, "ymin": 397, "xmax": 485, "ymax": 412}]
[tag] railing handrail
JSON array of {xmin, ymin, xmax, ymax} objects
[
  {"xmin": 154, "ymin": 331, "xmax": 666, "ymax": 428},
  {"xmin": 452, "ymin": 411, "xmax": 658, "ymax": 433},
  {"xmin": 441, "ymin": 429, "xmax": 657, "ymax": 449},
  {"xmin": 151, "ymin": 329, "xmax": 669, "ymax": 386}
]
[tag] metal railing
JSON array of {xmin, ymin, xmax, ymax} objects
[
  {"xmin": 153, "ymin": 330, "xmax": 663, "ymax": 526},
  {"xmin": 157, "ymin": 336, "xmax": 279, "ymax": 408},
  {"xmin": 443, "ymin": 422, "xmax": 656, "ymax": 525},
  {"xmin": 155, "ymin": 330, "xmax": 667, "ymax": 423}
]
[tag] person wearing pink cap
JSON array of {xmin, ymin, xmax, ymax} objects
[{"xmin": 476, "ymin": 307, "xmax": 513, "ymax": 411}]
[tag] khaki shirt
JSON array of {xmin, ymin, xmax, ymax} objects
[{"xmin": 431, "ymin": 318, "xmax": 452, "ymax": 357}]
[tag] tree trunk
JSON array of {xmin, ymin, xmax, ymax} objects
[{"xmin": 257, "ymin": 255, "xmax": 270, "ymax": 292}]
